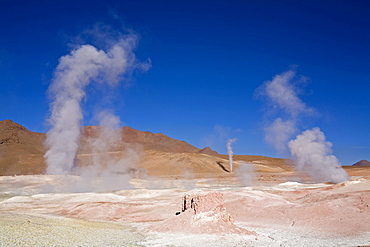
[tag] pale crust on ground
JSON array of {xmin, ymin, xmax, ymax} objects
[{"xmin": 1, "ymin": 120, "xmax": 370, "ymax": 245}]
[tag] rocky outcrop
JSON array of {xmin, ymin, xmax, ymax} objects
[
  {"xmin": 181, "ymin": 191, "xmax": 234, "ymax": 222},
  {"xmin": 151, "ymin": 191, "xmax": 255, "ymax": 234}
]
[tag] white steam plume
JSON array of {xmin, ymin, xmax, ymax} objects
[
  {"xmin": 258, "ymin": 69, "xmax": 348, "ymax": 183},
  {"xmin": 257, "ymin": 69, "xmax": 313, "ymax": 152},
  {"xmin": 264, "ymin": 118, "xmax": 296, "ymax": 152},
  {"xmin": 70, "ymin": 110, "xmax": 145, "ymax": 192},
  {"xmin": 288, "ymin": 128, "xmax": 349, "ymax": 183},
  {"xmin": 227, "ymin": 138, "xmax": 236, "ymax": 172},
  {"xmin": 262, "ymin": 69, "xmax": 310, "ymax": 117},
  {"xmin": 45, "ymin": 30, "xmax": 149, "ymax": 175},
  {"xmin": 235, "ymin": 162, "xmax": 254, "ymax": 186}
]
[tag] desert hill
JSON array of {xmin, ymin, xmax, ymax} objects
[
  {"xmin": 0, "ymin": 119, "xmax": 292, "ymax": 177},
  {"xmin": 199, "ymin": 146, "xmax": 219, "ymax": 155},
  {"xmin": 352, "ymin": 160, "xmax": 370, "ymax": 167},
  {"xmin": 0, "ymin": 120, "xmax": 45, "ymax": 147},
  {"xmin": 82, "ymin": 125, "xmax": 202, "ymax": 153},
  {"xmin": 0, "ymin": 120, "xmax": 46, "ymax": 175}
]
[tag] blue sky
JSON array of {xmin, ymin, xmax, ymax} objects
[{"xmin": 0, "ymin": 0, "xmax": 369, "ymax": 164}]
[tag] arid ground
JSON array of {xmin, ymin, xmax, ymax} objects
[{"xmin": 1, "ymin": 120, "xmax": 370, "ymax": 246}]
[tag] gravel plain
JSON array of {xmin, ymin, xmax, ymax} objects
[{"xmin": 0, "ymin": 212, "xmax": 145, "ymax": 247}]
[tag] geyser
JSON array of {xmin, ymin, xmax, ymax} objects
[
  {"xmin": 258, "ymin": 69, "xmax": 348, "ymax": 184},
  {"xmin": 44, "ymin": 28, "xmax": 149, "ymax": 175},
  {"xmin": 227, "ymin": 139, "xmax": 236, "ymax": 172},
  {"xmin": 288, "ymin": 127, "xmax": 349, "ymax": 183}
]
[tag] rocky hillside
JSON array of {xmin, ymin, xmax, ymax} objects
[
  {"xmin": 0, "ymin": 120, "xmax": 222, "ymax": 175},
  {"xmin": 0, "ymin": 119, "xmax": 290, "ymax": 177},
  {"xmin": 0, "ymin": 120, "xmax": 46, "ymax": 175},
  {"xmin": 82, "ymin": 125, "xmax": 203, "ymax": 153}
]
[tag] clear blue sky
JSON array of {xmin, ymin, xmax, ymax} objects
[{"xmin": 0, "ymin": 0, "xmax": 369, "ymax": 165}]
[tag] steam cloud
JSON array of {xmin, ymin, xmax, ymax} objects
[
  {"xmin": 257, "ymin": 69, "xmax": 313, "ymax": 151},
  {"xmin": 264, "ymin": 118, "xmax": 296, "ymax": 152},
  {"xmin": 262, "ymin": 70, "xmax": 310, "ymax": 117},
  {"xmin": 258, "ymin": 69, "xmax": 348, "ymax": 183},
  {"xmin": 235, "ymin": 162, "xmax": 254, "ymax": 186},
  {"xmin": 288, "ymin": 128, "xmax": 349, "ymax": 183},
  {"xmin": 71, "ymin": 110, "xmax": 144, "ymax": 192},
  {"xmin": 227, "ymin": 138, "xmax": 236, "ymax": 172},
  {"xmin": 44, "ymin": 27, "xmax": 150, "ymax": 175}
]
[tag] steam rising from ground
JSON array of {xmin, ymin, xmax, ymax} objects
[
  {"xmin": 235, "ymin": 162, "xmax": 254, "ymax": 186},
  {"xmin": 227, "ymin": 139, "xmax": 236, "ymax": 172},
  {"xmin": 288, "ymin": 128, "xmax": 349, "ymax": 183},
  {"xmin": 44, "ymin": 27, "xmax": 150, "ymax": 176},
  {"xmin": 73, "ymin": 111, "xmax": 145, "ymax": 191},
  {"xmin": 258, "ymin": 69, "xmax": 348, "ymax": 183}
]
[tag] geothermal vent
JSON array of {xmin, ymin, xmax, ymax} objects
[{"xmin": 151, "ymin": 191, "xmax": 255, "ymax": 235}]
